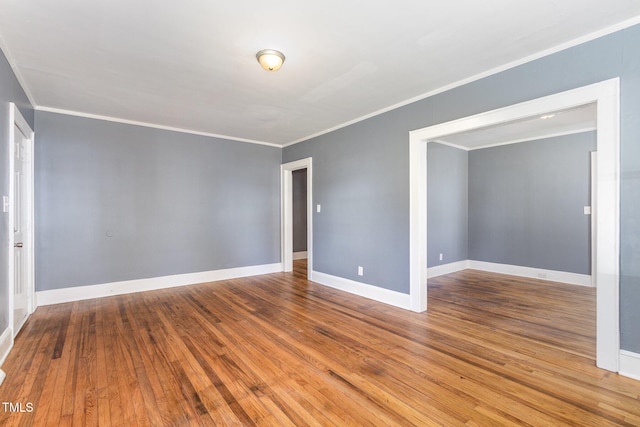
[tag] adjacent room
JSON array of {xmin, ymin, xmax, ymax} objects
[{"xmin": 1, "ymin": 1, "xmax": 640, "ymax": 425}]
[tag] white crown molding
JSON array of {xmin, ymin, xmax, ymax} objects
[
  {"xmin": 0, "ymin": 31, "xmax": 37, "ymax": 107},
  {"xmin": 36, "ymin": 263, "xmax": 283, "ymax": 306},
  {"xmin": 435, "ymin": 127, "xmax": 597, "ymax": 152},
  {"xmin": 284, "ymin": 16, "xmax": 640, "ymax": 147},
  {"xmin": 430, "ymin": 139, "xmax": 471, "ymax": 151},
  {"xmin": 35, "ymin": 106, "xmax": 281, "ymax": 148},
  {"xmin": 463, "ymin": 127, "xmax": 598, "ymax": 151}
]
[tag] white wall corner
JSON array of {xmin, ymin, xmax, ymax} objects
[
  {"xmin": 310, "ymin": 271, "xmax": 411, "ymax": 310},
  {"xmin": 619, "ymin": 350, "xmax": 640, "ymax": 381},
  {"xmin": 36, "ymin": 263, "xmax": 283, "ymax": 306},
  {"xmin": 0, "ymin": 326, "xmax": 13, "ymax": 368}
]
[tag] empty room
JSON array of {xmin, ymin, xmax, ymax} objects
[{"xmin": 1, "ymin": 1, "xmax": 640, "ymax": 425}]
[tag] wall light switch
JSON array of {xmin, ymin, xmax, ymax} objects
[
  {"xmin": 2, "ymin": 196, "xmax": 9, "ymax": 213},
  {"xmin": 358, "ymin": 266, "xmax": 363, "ymax": 276},
  {"xmin": 317, "ymin": 204, "xmax": 321, "ymax": 213},
  {"xmin": 584, "ymin": 206, "xmax": 592, "ymax": 215}
]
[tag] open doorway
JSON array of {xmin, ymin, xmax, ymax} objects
[
  {"xmin": 426, "ymin": 102, "xmax": 596, "ymax": 286},
  {"xmin": 281, "ymin": 158, "xmax": 313, "ymax": 280},
  {"xmin": 292, "ymin": 168, "xmax": 308, "ymax": 260},
  {"xmin": 292, "ymin": 169, "xmax": 308, "ymax": 278},
  {"xmin": 409, "ymin": 79, "xmax": 620, "ymax": 372}
]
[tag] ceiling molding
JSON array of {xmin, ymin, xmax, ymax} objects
[
  {"xmin": 430, "ymin": 139, "xmax": 470, "ymax": 152},
  {"xmin": 0, "ymin": 30, "xmax": 37, "ymax": 107},
  {"xmin": 436, "ymin": 126, "xmax": 598, "ymax": 152},
  {"xmin": 35, "ymin": 106, "xmax": 281, "ymax": 148}
]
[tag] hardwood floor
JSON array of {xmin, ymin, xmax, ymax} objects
[{"xmin": 1, "ymin": 261, "xmax": 639, "ymax": 426}]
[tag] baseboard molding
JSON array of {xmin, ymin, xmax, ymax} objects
[
  {"xmin": 427, "ymin": 260, "xmax": 469, "ymax": 278},
  {"xmin": 426, "ymin": 259, "xmax": 592, "ymax": 287},
  {"xmin": 0, "ymin": 326, "xmax": 13, "ymax": 368},
  {"xmin": 293, "ymin": 251, "xmax": 308, "ymax": 260},
  {"xmin": 467, "ymin": 260, "xmax": 593, "ymax": 287},
  {"xmin": 620, "ymin": 350, "xmax": 640, "ymax": 381},
  {"xmin": 36, "ymin": 263, "xmax": 283, "ymax": 306},
  {"xmin": 310, "ymin": 271, "xmax": 411, "ymax": 310}
]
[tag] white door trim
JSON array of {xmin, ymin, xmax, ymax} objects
[
  {"xmin": 409, "ymin": 78, "xmax": 620, "ymax": 372},
  {"xmin": 281, "ymin": 158, "xmax": 313, "ymax": 277},
  {"xmin": 8, "ymin": 103, "xmax": 35, "ymax": 338}
]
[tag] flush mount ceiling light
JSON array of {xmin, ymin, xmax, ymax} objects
[{"xmin": 256, "ymin": 49, "xmax": 285, "ymax": 72}]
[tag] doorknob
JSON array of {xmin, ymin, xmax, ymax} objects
[{"xmin": 14, "ymin": 242, "xmax": 23, "ymax": 248}]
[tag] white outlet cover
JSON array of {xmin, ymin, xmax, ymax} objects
[
  {"xmin": 317, "ymin": 204, "xmax": 321, "ymax": 213},
  {"xmin": 2, "ymin": 196, "xmax": 9, "ymax": 213}
]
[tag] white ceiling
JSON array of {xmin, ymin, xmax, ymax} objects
[{"xmin": 0, "ymin": 1, "xmax": 638, "ymax": 147}]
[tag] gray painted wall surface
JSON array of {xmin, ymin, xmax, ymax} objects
[
  {"xmin": 284, "ymin": 24, "xmax": 640, "ymax": 352},
  {"xmin": 293, "ymin": 169, "xmax": 307, "ymax": 252},
  {"xmin": 0, "ymin": 49, "xmax": 33, "ymax": 334},
  {"xmin": 35, "ymin": 111, "xmax": 281, "ymax": 291},
  {"xmin": 468, "ymin": 132, "xmax": 596, "ymax": 274},
  {"xmin": 427, "ymin": 143, "xmax": 468, "ymax": 267}
]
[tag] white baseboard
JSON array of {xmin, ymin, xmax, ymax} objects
[
  {"xmin": 467, "ymin": 260, "xmax": 593, "ymax": 287},
  {"xmin": 36, "ymin": 263, "xmax": 283, "ymax": 306},
  {"xmin": 426, "ymin": 259, "xmax": 591, "ymax": 287},
  {"xmin": 310, "ymin": 271, "xmax": 411, "ymax": 310},
  {"xmin": 620, "ymin": 350, "xmax": 640, "ymax": 381},
  {"xmin": 427, "ymin": 260, "xmax": 469, "ymax": 278},
  {"xmin": 0, "ymin": 326, "xmax": 13, "ymax": 368},
  {"xmin": 293, "ymin": 251, "xmax": 308, "ymax": 260}
]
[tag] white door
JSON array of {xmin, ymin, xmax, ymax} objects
[{"xmin": 13, "ymin": 122, "xmax": 29, "ymax": 334}]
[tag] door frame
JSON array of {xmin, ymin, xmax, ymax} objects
[
  {"xmin": 8, "ymin": 103, "xmax": 35, "ymax": 338},
  {"xmin": 409, "ymin": 78, "xmax": 620, "ymax": 372},
  {"xmin": 281, "ymin": 158, "xmax": 313, "ymax": 277}
]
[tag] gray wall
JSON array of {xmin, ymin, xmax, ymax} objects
[
  {"xmin": 292, "ymin": 168, "xmax": 307, "ymax": 252},
  {"xmin": 427, "ymin": 143, "xmax": 468, "ymax": 267},
  {"xmin": 0, "ymin": 50, "xmax": 33, "ymax": 334},
  {"xmin": 469, "ymin": 132, "xmax": 596, "ymax": 274},
  {"xmin": 35, "ymin": 111, "xmax": 281, "ymax": 291},
  {"xmin": 283, "ymin": 24, "xmax": 640, "ymax": 352}
]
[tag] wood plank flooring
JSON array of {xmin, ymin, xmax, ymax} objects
[{"xmin": 1, "ymin": 261, "xmax": 639, "ymax": 426}]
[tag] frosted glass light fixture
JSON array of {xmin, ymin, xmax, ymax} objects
[{"xmin": 256, "ymin": 49, "xmax": 285, "ymax": 71}]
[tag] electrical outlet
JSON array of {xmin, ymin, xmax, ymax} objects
[
  {"xmin": 358, "ymin": 266, "xmax": 363, "ymax": 276},
  {"xmin": 317, "ymin": 204, "xmax": 321, "ymax": 213},
  {"xmin": 439, "ymin": 253, "xmax": 443, "ymax": 261}
]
